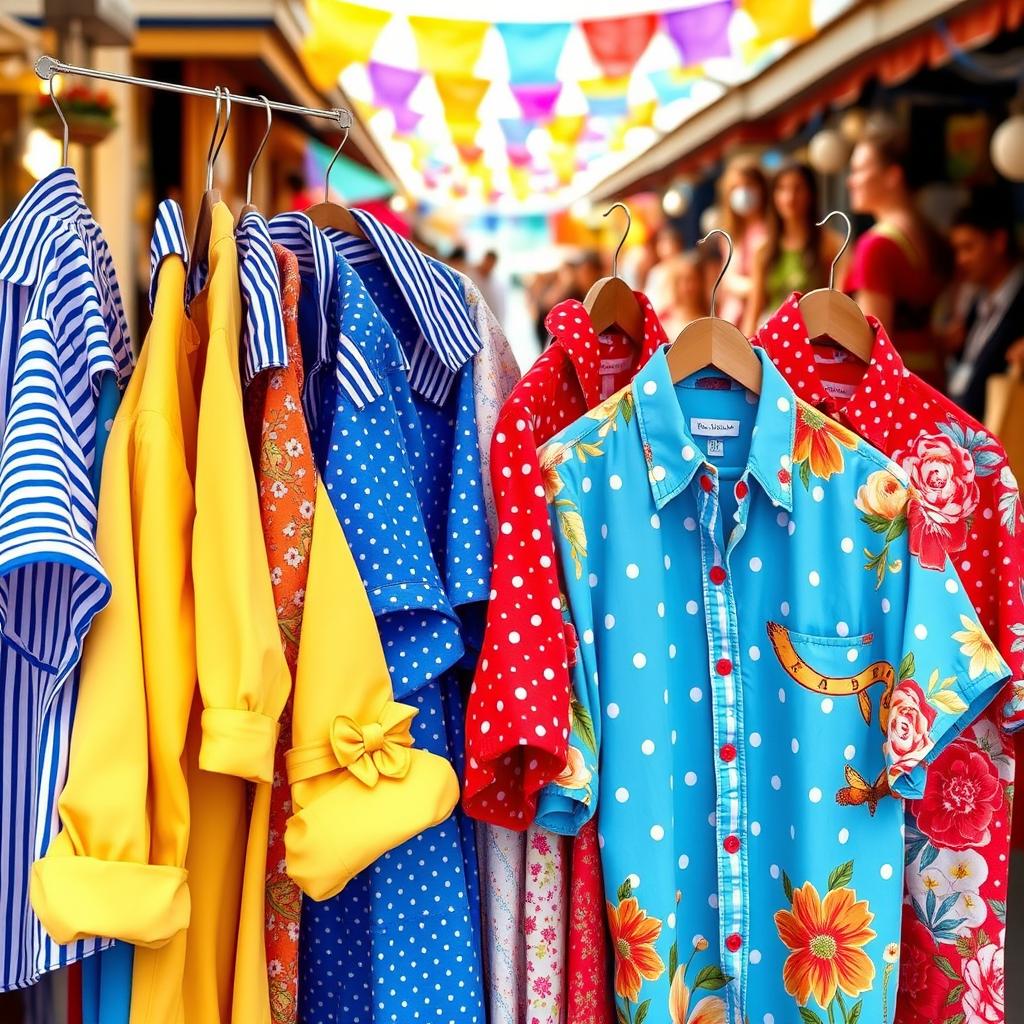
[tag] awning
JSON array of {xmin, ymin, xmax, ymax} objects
[{"xmin": 587, "ymin": 0, "xmax": 1021, "ymax": 199}]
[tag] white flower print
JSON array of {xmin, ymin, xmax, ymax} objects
[
  {"xmin": 284, "ymin": 547, "xmax": 303, "ymax": 568},
  {"xmin": 285, "ymin": 437, "xmax": 304, "ymax": 458},
  {"xmin": 270, "ymin": 567, "xmax": 283, "ymax": 585},
  {"xmin": 299, "ymin": 500, "xmax": 315, "ymax": 520},
  {"xmin": 271, "ymin": 480, "xmax": 288, "ymax": 498},
  {"xmin": 282, "ymin": 521, "xmax": 296, "ymax": 538},
  {"xmin": 292, "ymin": 588, "xmax": 305, "ymax": 607}
]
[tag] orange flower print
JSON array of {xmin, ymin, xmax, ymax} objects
[
  {"xmin": 774, "ymin": 881, "xmax": 876, "ymax": 1007},
  {"xmin": 607, "ymin": 893, "xmax": 666, "ymax": 1003},
  {"xmin": 793, "ymin": 404, "xmax": 858, "ymax": 481},
  {"xmin": 668, "ymin": 966, "xmax": 727, "ymax": 1024}
]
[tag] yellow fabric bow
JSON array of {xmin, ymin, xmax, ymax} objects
[{"xmin": 329, "ymin": 701, "xmax": 418, "ymax": 788}]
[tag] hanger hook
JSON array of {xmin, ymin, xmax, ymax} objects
[
  {"xmin": 603, "ymin": 202, "xmax": 631, "ymax": 279},
  {"xmin": 49, "ymin": 73, "xmax": 69, "ymax": 167},
  {"xmin": 324, "ymin": 111, "xmax": 350, "ymax": 203},
  {"xmin": 817, "ymin": 210, "xmax": 852, "ymax": 290},
  {"xmin": 246, "ymin": 95, "xmax": 273, "ymax": 206},
  {"xmin": 209, "ymin": 87, "xmax": 232, "ymax": 188},
  {"xmin": 204, "ymin": 87, "xmax": 223, "ymax": 192},
  {"xmin": 699, "ymin": 228, "xmax": 733, "ymax": 319}
]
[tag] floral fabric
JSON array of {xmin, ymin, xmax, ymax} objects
[
  {"xmin": 244, "ymin": 243, "xmax": 313, "ymax": 1024},
  {"xmin": 535, "ymin": 345, "xmax": 1009, "ymax": 1022},
  {"xmin": 757, "ymin": 296, "xmax": 1024, "ymax": 1022}
]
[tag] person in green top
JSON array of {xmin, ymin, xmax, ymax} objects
[{"xmin": 744, "ymin": 161, "xmax": 844, "ymax": 336}]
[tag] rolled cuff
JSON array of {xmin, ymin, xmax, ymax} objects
[
  {"xmin": 286, "ymin": 748, "xmax": 459, "ymax": 902},
  {"xmin": 31, "ymin": 856, "xmax": 189, "ymax": 947},
  {"xmin": 199, "ymin": 707, "xmax": 279, "ymax": 783}
]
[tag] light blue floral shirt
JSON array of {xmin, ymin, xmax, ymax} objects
[{"xmin": 535, "ymin": 346, "xmax": 1009, "ymax": 1024}]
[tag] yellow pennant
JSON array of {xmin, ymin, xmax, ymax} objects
[
  {"xmin": 742, "ymin": 0, "xmax": 814, "ymax": 46},
  {"xmin": 435, "ymin": 75, "xmax": 491, "ymax": 126},
  {"xmin": 549, "ymin": 115, "xmax": 586, "ymax": 146},
  {"xmin": 302, "ymin": 0, "xmax": 392, "ymax": 91},
  {"xmin": 409, "ymin": 15, "xmax": 490, "ymax": 76}
]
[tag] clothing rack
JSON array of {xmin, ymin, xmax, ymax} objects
[{"xmin": 34, "ymin": 55, "xmax": 352, "ymax": 129}]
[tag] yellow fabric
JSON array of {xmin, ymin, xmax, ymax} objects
[
  {"xmin": 193, "ymin": 206, "xmax": 290, "ymax": 785},
  {"xmin": 30, "ymin": 252, "xmax": 199, "ymax": 948},
  {"xmin": 284, "ymin": 481, "xmax": 460, "ymax": 903}
]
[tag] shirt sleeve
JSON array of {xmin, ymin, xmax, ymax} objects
[
  {"xmin": 879, "ymin": 510, "xmax": 1011, "ymax": 799},
  {"xmin": 193, "ymin": 319, "xmax": 290, "ymax": 784},
  {"xmin": 462, "ymin": 404, "xmax": 573, "ymax": 827},
  {"xmin": 31, "ymin": 411, "xmax": 193, "ymax": 947},
  {"xmin": 991, "ymin": 466, "xmax": 1024, "ymax": 731},
  {"xmin": 533, "ymin": 463, "xmax": 599, "ymax": 837}
]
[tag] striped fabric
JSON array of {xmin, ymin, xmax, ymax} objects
[
  {"xmin": 236, "ymin": 211, "xmax": 288, "ymax": 383},
  {"xmin": 268, "ymin": 213, "xmax": 383, "ymax": 416},
  {"xmin": 148, "ymin": 200, "xmax": 189, "ymax": 312},
  {"xmin": 349, "ymin": 209, "xmax": 481, "ymax": 404},
  {"xmin": 0, "ymin": 166, "xmax": 132, "ymax": 991}
]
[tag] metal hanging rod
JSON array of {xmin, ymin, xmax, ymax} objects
[{"xmin": 34, "ymin": 55, "xmax": 352, "ymax": 129}]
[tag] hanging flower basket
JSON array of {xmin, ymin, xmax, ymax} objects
[{"xmin": 33, "ymin": 86, "xmax": 117, "ymax": 147}]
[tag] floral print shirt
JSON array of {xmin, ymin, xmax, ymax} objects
[
  {"xmin": 243, "ymin": 243, "xmax": 311, "ymax": 1024},
  {"xmin": 757, "ymin": 296, "xmax": 1024, "ymax": 1023},
  {"xmin": 536, "ymin": 344, "xmax": 1009, "ymax": 1024}
]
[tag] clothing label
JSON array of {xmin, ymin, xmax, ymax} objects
[
  {"xmin": 600, "ymin": 356, "xmax": 634, "ymax": 376},
  {"xmin": 813, "ymin": 348, "xmax": 858, "ymax": 365},
  {"xmin": 690, "ymin": 417, "xmax": 740, "ymax": 437},
  {"xmin": 707, "ymin": 438, "xmax": 725, "ymax": 458},
  {"xmin": 821, "ymin": 380, "xmax": 857, "ymax": 401},
  {"xmin": 695, "ymin": 375, "xmax": 732, "ymax": 390}
]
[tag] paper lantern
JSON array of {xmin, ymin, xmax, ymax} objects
[
  {"xmin": 991, "ymin": 114, "xmax": 1024, "ymax": 182},
  {"xmin": 807, "ymin": 129, "xmax": 850, "ymax": 175},
  {"xmin": 699, "ymin": 204, "xmax": 720, "ymax": 235},
  {"xmin": 839, "ymin": 108, "xmax": 868, "ymax": 143},
  {"xmin": 662, "ymin": 180, "xmax": 692, "ymax": 217}
]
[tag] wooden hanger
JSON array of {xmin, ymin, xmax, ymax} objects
[
  {"xmin": 191, "ymin": 86, "xmax": 229, "ymax": 270},
  {"xmin": 798, "ymin": 210, "xmax": 875, "ymax": 362},
  {"xmin": 667, "ymin": 228, "xmax": 763, "ymax": 394},
  {"xmin": 239, "ymin": 94, "xmax": 272, "ymax": 220},
  {"xmin": 583, "ymin": 202, "xmax": 645, "ymax": 343},
  {"xmin": 306, "ymin": 111, "xmax": 366, "ymax": 239}
]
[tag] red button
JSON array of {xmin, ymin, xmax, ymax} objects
[
  {"xmin": 735, "ymin": 481, "xmax": 749, "ymax": 500},
  {"xmin": 699, "ymin": 474, "xmax": 713, "ymax": 493},
  {"xmin": 724, "ymin": 835, "xmax": 741, "ymax": 854},
  {"xmin": 720, "ymin": 744, "xmax": 737, "ymax": 762},
  {"xmin": 725, "ymin": 933, "xmax": 743, "ymax": 952},
  {"xmin": 715, "ymin": 658, "xmax": 733, "ymax": 676},
  {"xmin": 709, "ymin": 566, "xmax": 727, "ymax": 585}
]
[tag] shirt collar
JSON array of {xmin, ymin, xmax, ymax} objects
[
  {"xmin": 236, "ymin": 210, "xmax": 287, "ymax": 383},
  {"xmin": 268, "ymin": 212, "xmax": 383, "ymax": 410},
  {"xmin": 345, "ymin": 208, "xmax": 482, "ymax": 404},
  {"xmin": 149, "ymin": 199, "xmax": 190, "ymax": 312},
  {"xmin": 544, "ymin": 294, "xmax": 667, "ymax": 409},
  {"xmin": 754, "ymin": 291, "xmax": 907, "ymax": 450},
  {"xmin": 634, "ymin": 345, "xmax": 796, "ymax": 512},
  {"xmin": 0, "ymin": 166, "xmax": 91, "ymax": 287}
]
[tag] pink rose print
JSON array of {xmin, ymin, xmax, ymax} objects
[
  {"xmin": 885, "ymin": 680, "xmax": 937, "ymax": 779},
  {"xmin": 912, "ymin": 739, "xmax": 1002, "ymax": 851},
  {"xmin": 531, "ymin": 831, "xmax": 551, "ymax": 856},
  {"xmin": 525, "ymin": 915, "xmax": 536, "ymax": 934},
  {"xmin": 962, "ymin": 944, "xmax": 1003, "ymax": 1022},
  {"xmin": 895, "ymin": 432, "xmax": 980, "ymax": 569},
  {"xmin": 533, "ymin": 976, "xmax": 553, "ymax": 998}
]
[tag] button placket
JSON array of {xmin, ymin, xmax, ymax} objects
[{"xmin": 694, "ymin": 467, "xmax": 746, "ymax": 1015}]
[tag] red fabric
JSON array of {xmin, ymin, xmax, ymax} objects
[
  {"xmin": 67, "ymin": 961, "xmax": 82, "ymax": 1024},
  {"xmin": 245, "ymin": 244, "xmax": 315, "ymax": 1024},
  {"xmin": 581, "ymin": 15, "xmax": 659, "ymax": 77},
  {"xmin": 464, "ymin": 294, "xmax": 667, "ymax": 824},
  {"xmin": 758, "ymin": 294, "xmax": 1024, "ymax": 1024},
  {"xmin": 567, "ymin": 819, "xmax": 616, "ymax": 1024},
  {"xmin": 843, "ymin": 229, "xmax": 946, "ymax": 390}
]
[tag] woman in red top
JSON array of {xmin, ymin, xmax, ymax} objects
[{"xmin": 845, "ymin": 120, "xmax": 950, "ymax": 389}]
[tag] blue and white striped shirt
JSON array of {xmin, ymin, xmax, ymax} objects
[
  {"xmin": 236, "ymin": 210, "xmax": 287, "ymax": 383},
  {"xmin": 268, "ymin": 212, "xmax": 384, "ymax": 421},
  {"xmin": 0, "ymin": 166, "xmax": 132, "ymax": 990},
  {"xmin": 343, "ymin": 209, "xmax": 482, "ymax": 405}
]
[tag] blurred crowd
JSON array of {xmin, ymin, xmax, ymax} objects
[{"xmin": 522, "ymin": 119, "xmax": 1024, "ymax": 428}]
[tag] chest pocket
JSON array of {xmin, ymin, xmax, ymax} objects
[{"xmin": 765, "ymin": 621, "xmax": 895, "ymax": 731}]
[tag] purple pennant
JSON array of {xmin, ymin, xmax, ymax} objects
[
  {"xmin": 368, "ymin": 61, "xmax": 424, "ymax": 110},
  {"xmin": 663, "ymin": 0, "xmax": 734, "ymax": 64},
  {"xmin": 393, "ymin": 106, "xmax": 423, "ymax": 135},
  {"xmin": 511, "ymin": 83, "xmax": 562, "ymax": 121}
]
